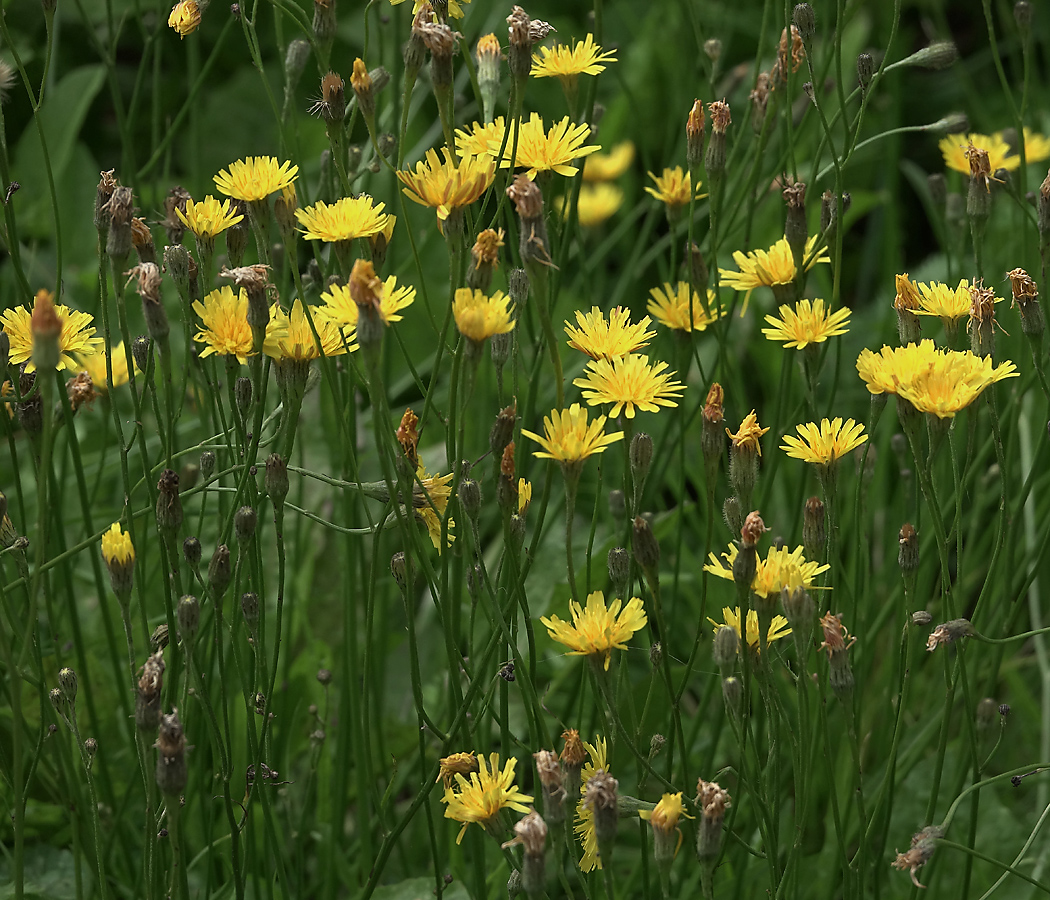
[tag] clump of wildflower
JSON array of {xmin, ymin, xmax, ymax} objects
[
  {"xmin": 762, "ymin": 298, "xmax": 850, "ymax": 349},
  {"xmin": 564, "ymin": 307, "xmax": 653, "ymax": 360},
  {"xmin": 574, "ymin": 353, "xmax": 685, "ymax": 419},
  {"xmin": 264, "ymin": 300, "xmax": 351, "ymax": 362},
  {"xmin": 647, "ymin": 282, "xmax": 723, "ymax": 332},
  {"xmin": 176, "ymin": 195, "xmax": 243, "ymax": 238},
  {"xmin": 707, "ymin": 606, "xmax": 791, "ymax": 652},
  {"xmin": 441, "ymin": 753, "xmax": 532, "ymax": 844},
  {"xmin": 540, "ymin": 590, "xmax": 647, "ymax": 671},
  {"xmin": 719, "ymin": 235, "xmax": 830, "ymax": 313},
  {"xmin": 455, "ymin": 117, "xmax": 511, "ymax": 160},
  {"xmin": 2, "ymin": 291, "xmax": 103, "ymax": 373}
]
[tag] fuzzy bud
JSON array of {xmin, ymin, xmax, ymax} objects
[
  {"xmin": 156, "ymin": 469, "xmax": 183, "ymax": 534},
  {"xmin": 856, "ymin": 52, "xmax": 875, "ymax": 92},
  {"xmin": 632, "ymin": 515, "xmax": 660, "ymax": 575},
  {"xmin": 234, "ymin": 506, "xmax": 257, "ymax": 544},
  {"xmin": 177, "ymin": 594, "xmax": 200, "ymax": 642},
  {"xmin": 630, "ymin": 432, "xmax": 653, "ymax": 490},
  {"xmin": 792, "ymin": 3, "xmax": 815, "ymax": 43},
  {"xmin": 608, "ymin": 546, "xmax": 630, "ymax": 597},
  {"xmin": 208, "ymin": 544, "xmax": 232, "ymax": 601},
  {"xmin": 155, "ymin": 710, "xmax": 188, "ymax": 797},
  {"xmin": 803, "ymin": 496, "xmax": 826, "ymax": 560},
  {"xmin": 712, "ymin": 625, "xmax": 738, "ymax": 674},
  {"xmin": 199, "ymin": 450, "xmax": 216, "ymax": 482}
]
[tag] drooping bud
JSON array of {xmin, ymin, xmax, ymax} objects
[{"xmin": 820, "ymin": 613, "xmax": 855, "ymax": 701}]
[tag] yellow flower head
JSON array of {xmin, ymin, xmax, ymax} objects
[
  {"xmin": 564, "ymin": 306, "xmax": 654, "ymax": 360},
  {"xmin": 453, "ymin": 288, "xmax": 514, "ymax": 343},
  {"xmin": 498, "ymin": 113, "xmax": 601, "ymax": 179},
  {"xmin": 781, "ymin": 417, "xmax": 867, "ymax": 465},
  {"xmin": 214, "ymin": 157, "xmax": 299, "ymax": 202},
  {"xmin": 640, "ymin": 792, "xmax": 692, "ymax": 834},
  {"xmin": 556, "ymin": 183, "xmax": 624, "ymax": 227},
  {"xmin": 762, "ymin": 298, "xmax": 850, "ymax": 349},
  {"xmin": 707, "ymin": 542, "xmax": 829, "ymax": 599},
  {"xmin": 707, "ymin": 606, "xmax": 792, "ymax": 651},
  {"xmin": 415, "ymin": 465, "xmax": 455, "ymax": 551},
  {"xmin": 582, "ymin": 141, "xmax": 635, "ymax": 182},
  {"xmin": 521, "ymin": 403, "xmax": 624, "ymax": 462},
  {"xmin": 397, "ymin": 148, "xmax": 496, "ymax": 223},
  {"xmin": 939, "ymin": 132, "xmax": 1019, "ymax": 175},
  {"xmin": 541, "ymin": 590, "xmax": 648, "ymax": 671},
  {"xmin": 574, "ymin": 737, "xmax": 609, "ymax": 871},
  {"xmin": 455, "ymin": 117, "xmax": 509, "ymax": 160},
  {"xmin": 856, "ymin": 340, "xmax": 1018, "ymax": 417},
  {"xmin": 264, "ymin": 299, "xmax": 352, "ymax": 361},
  {"xmin": 719, "ymin": 235, "xmax": 830, "ymax": 314},
  {"xmin": 915, "ymin": 278, "xmax": 972, "ymax": 323},
  {"xmin": 647, "ymin": 282, "xmax": 725, "ymax": 332},
  {"xmin": 390, "ymin": 0, "xmax": 471, "ymax": 19},
  {"xmin": 101, "ymin": 522, "xmax": 134, "ymax": 567},
  {"xmin": 441, "ymin": 753, "xmax": 533, "ymax": 844},
  {"xmin": 168, "ymin": 0, "xmax": 201, "ymax": 37},
  {"xmin": 321, "ymin": 276, "xmax": 415, "ymax": 328},
  {"xmin": 644, "ymin": 167, "xmax": 703, "ymax": 208},
  {"xmin": 176, "ymin": 195, "xmax": 243, "ymax": 238},
  {"xmin": 295, "ymin": 195, "xmax": 393, "ymax": 242},
  {"xmin": 517, "ymin": 478, "xmax": 532, "ymax": 515},
  {"xmin": 1023, "ymin": 128, "xmax": 1050, "ymax": 164},
  {"xmin": 1, "ymin": 291, "xmax": 103, "ymax": 373},
  {"xmin": 192, "ymin": 286, "xmax": 283, "ymax": 365},
  {"xmin": 531, "ymin": 34, "xmax": 616, "ymax": 85},
  {"xmin": 75, "ymin": 343, "xmax": 136, "ymax": 391},
  {"xmin": 573, "ymin": 353, "xmax": 684, "ymax": 419},
  {"xmin": 726, "ymin": 410, "xmax": 769, "ymax": 456}
]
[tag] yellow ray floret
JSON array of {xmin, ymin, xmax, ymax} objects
[
  {"xmin": 493, "ymin": 113, "xmax": 601, "ymax": 178},
  {"xmin": 644, "ymin": 167, "xmax": 704, "ymax": 207},
  {"xmin": 582, "ymin": 141, "xmax": 635, "ymax": 182},
  {"xmin": 452, "ymin": 288, "xmax": 515, "ymax": 342},
  {"xmin": 707, "ymin": 606, "xmax": 792, "ymax": 651},
  {"xmin": 321, "ymin": 277, "xmax": 415, "ymax": 328},
  {"xmin": 192, "ymin": 286, "xmax": 283, "ymax": 365},
  {"xmin": 264, "ymin": 299, "xmax": 352, "ymax": 361},
  {"xmin": 397, "ymin": 148, "xmax": 496, "ymax": 222}
]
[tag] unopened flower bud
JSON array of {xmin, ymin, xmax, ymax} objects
[
  {"xmin": 898, "ymin": 523, "xmax": 919, "ymax": 573},
  {"xmin": 608, "ymin": 546, "xmax": 630, "ymax": 596},
  {"xmin": 459, "ymin": 478, "xmax": 481, "ymax": 522},
  {"xmin": 241, "ymin": 591, "xmax": 259, "ymax": 629},
  {"xmin": 632, "ymin": 515, "xmax": 660, "ymax": 574},
  {"xmin": 792, "ymin": 3, "xmax": 815, "ymax": 43},
  {"xmin": 234, "ymin": 506, "xmax": 257, "ymax": 544},
  {"xmin": 803, "ymin": 496, "xmax": 825, "ymax": 560},
  {"xmin": 155, "ymin": 710, "xmax": 188, "ymax": 797},
  {"xmin": 136, "ymin": 651, "xmax": 165, "ymax": 732},
  {"xmin": 208, "ymin": 544, "xmax": 232, "ymax": 601},
  {"xmin": 390, "ymin": 551, "xmax": 408, "ymax": 592},
  {"xmin": 630, "ymin": 432, "xmax": 653, "ymax": 489},
  {"xmin": 156, "ymin": 469, "xmax": 183, "ymax": 534},
  {"xmin": 58, "ymin": 667, "xmax": 78, "ymax": 706},
  {"xmin": 177, "ymin": 594, "xmax": 200, "ymax": 642},
  {"xmin": 721, "ymin": 675, "xmax": 741, "ymax": 713},
  {"xmin": 1014, "ymin": 1, "xmax": 1032, "ymax": 33},
  {"xmin": 912, "ymin": 610, "xmax": 933, "ymax": 627},
  {"xmin": 856, "ymin": 52, "xmax": 875, "ymax": 92},
  {"xmin": 712, "ymin": 625, "xmax": 739, "ymax": 673},
  {"xmin": 235, "ymin": 376, "xmax": 252, "ymax": 420},
  {"xmin": 265, "ymin": 454, "xmax": 289, "ymax": 509},
  {"xmin": 686, "ymin": 100, "xmax": 705, "ymax": 171},
  {"xmin": 489, "ymin": 403, "xmax": 516, "ymax": 457}
]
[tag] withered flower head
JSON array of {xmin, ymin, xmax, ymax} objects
[
  {"xmin": 310, "ymin": 72, "xmax": 346, "ymax": 122},
  {"xmin": 528, "ymin": 18, "xmax": 555, "ymax": 42},
  {"xmin": 740, "ymin": 511, "xmax": 767, "ymax": 547},
  {"xmin": 163, "ymin": 184, "xmax": 192, "ymax": 242},
  {"xmin": 709, "ymin": 99, "xmax": 731, "ymax": 135},
  {"xmin": 702, "ymin": 382, "xmax": 724, "ymax": 425},
  {"xmin": 501, "ymin": 441, "xmax": 516, "ymax": 480},
  {"xmin": 891, "ymin": 826, "xmax": 943, "ymax": 888},
  {"xmin": 895, "ymin": 273, "xmax": 921, "ymax": 311},
  {"xmin": 1006, "ymin": 267, "xmax": 1038, "ymax": 307},
  {"xmin": 104, "ymin": 185, "xmax": 135, "ymax": 226},
  {"xmin": 67, "ymin": 371, "xmax": 97, "ymax": 412},
  {"xmin": 127, "ymin": 262, "xmax": 163, "ymax": 304},
  {"xmin": 507, "ymin": 173, "xmax": 544, "ymax": 219},
  {"xmin": 131, "ymin": 217, "xmax": 156, "ymax": 260},
  {"xmin": 533, "ymin": 750, "xmax": 562, "ymax": 789},
  {"xmin": 560, "ymin": 728, "xmax": 587, "ymax": 767},
  {"xmin": 968, "ymin": 279, "xmax": 997, "ymax": 324},
  {"xmin": 436, "ymin": 751, "xmax": 478, "ymax": 788},
  {"xmin": 472, "ymin": 228, "xmax": 505, "ymax": 268},
  {"xmin": 696, "ymin": 779, "xmax": 731, "ymax": 819},
  {"xmin": 417, "ymin": 21, "xmax": 457, "ymax": 57},
  {"xmin": 687, "ymin": 100, "xmax": 705, "ymax": 139},
  {"xmin": 397, "ymin": 408, "xmax": 420, "ymax": 465},
  {"xmin": 507, "ymin": 5, "xmax": 530, "ymax": 46},
  {"xmin": 783, "ymin": 181, "xmax": 806, "ymax": 208},
  {"xmin": 964, "ymin": 143, "xmax": 993, "ymax": 190},
  {"xmin": 94, "ymin": 170, "xmax": 118, "ymax": 229},
  {"xmin": 349, "ymin": 259, "xmax": 383, "ymax": 309},
  {"xmin": 774, "ymin": 25, "xmax": 805, "ymax": 82},
  {"xmin": 818, "ymin": 612, "xmax": 855, "ymax": 658},
  {"xmin": 926, "ymin": 618, "xmax": 975, "ymax": 652},
  {"xmin": 219, "ymin": 264, "xmax": 270, "ymax": 291},
  {"xmin": 501, "ymin": 809, "xmax": 547, "ymax": 856}
]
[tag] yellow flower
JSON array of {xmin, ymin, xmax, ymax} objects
[
  {"xmin": 214, "ymin": 157, "xmax": 299, "ymax": 202},
  {"xmin": 321, "ymin": 277, "xmax": 415, "ymax": 328},
  {"xmin": 573, "ymin": 353, "xmax": 685, "ymax": 419},
  {"xmin": 517, "ymin": 478, "xmax": 532, "ymax": 515},
  {"xmin": 453, "ymin": 288, "xmax": 514, "ymax": 343},
  {"xmin": 707, "ymin": 606, "xmax": 792, "ymax": 651},
  {"xmin": 415, "ymin": 466, "xmax": 455, "ymax": 551},
  {"xmin": 706, "ymin": 542, "xmax": 829, "ymax": 599},
  {"xmin": 390, "ymin": 0, "xmax": 470, "ymax": 19},
  {"xmin": 75, "ymin": 343, "xmax": 136, "ymax": 391},
  {"xmin": 168, "ymin": 0, "xmax": 201, "ymax": 37},
  {"xmin": 575, "ymin": 737, "xmax": 609, "ymax": 871},
  {"xmin": 647, "ymin": 282, "xmax": 725, "ymax": 332},
  {"xmin": 1, "ymin": 291, "xmax": 103, "ymax": 373},
  {"xmin": 264, "ymin": 299, "xmax": 352, "ymax": 361},
  {"xmin": 644, "ymin": 166, "xmax": 703, "ymax": 207},
  {"xmin": 295, "ymin": 196, "xmax": 393, "ymax": 242},
  {"xmin": 101, "ymin": 522, "xmax": 134, "ymax": 567},
  {"xmin": 192, "ymin": 286, "xmax": 283, "ymax": 364},
  {"xmin": 521, "ymin": 403, "xmax": 624, "ymax": 462},
  {"xmin": 175, "ymin": 195, "xmax": 243, "ymax": 238},
  {"xmin": 640, "ymin": 792, "xmax": 692, "ymax": 834},
  {"xmin": 454, "ymin": 117, "xmax": 509, "ymax": 160},
  {"xmin": 762, "ymin": 298, "xmax": 850, "ymax": 349},
  {"xmin": 436, "ymin": 751, "xmax": 479, "ymax": 789},
  {"xmin": 397, "ymin": 148, "xmax": 496, "ymax": 223},
  {"xmin": 781, "ymin": 417, "xmax": 867, "ymax": 465},
  {"xmin": 915, "ymin": 278, "xmax": 972, "ymax": 323},
  {"xmin": 531, "ymin": 34, "xmax": 616, "ymax": 85},
  {"xmin": 441, "ymin": 753, "xmax": 533, "ymax": 844},
  {"xmin": 939, "ymin": 132, "xmax": 1018, "ymax": 174},
  {"xmin": 1022, "ymin": 128, "xmax": 1050, "ymax": 164},
  {"xmin": 541, "ymin": 590, "xmax": 647, "ymax": 671},
  {"xmin": 726, "ymin": 410, "xmax": 769, "ymax": 456},
  {"xmin": 582, "ymin": 141, "xmax": 635, "ymax": 182},
  {"xmin": 564, "ymin": 306, "xmax": 654, "ymax": 360},
  {"xmin": 856, "ymin": 340, "xmax": 1018, "ymax": 418},
  {"xmin": 556, "ymin": 183, "xmax": 624, "ymax": 227},
  {"xmin": 719, "ymin": 235, "xmax": 830, "ymax": 314},
  {"xmin": 497, "ymin": 113, "xmax": 601, "ymax": 179}
]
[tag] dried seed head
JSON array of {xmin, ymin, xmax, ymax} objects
[
  {"xmin": 94, "ymin": 169, "xmax": 118, "ymax": 231},
  {"xmin": 105, "ymin": 185, "xmax": 136, "ymax": 261},
  {"xmin": 507, "ymin": 173, "xmax": 544, "ymax": 220},
  {"xmin": 740, "ymin": 511, "xmax": 767, "ymax": 548},
  {"xmin": 695, "ymin": 779, "xmax": 731, "ymax": 860},
  {"xmin": 926, "ymin": 618, "xmax": 975, "ymax": 651},
  {"xmin": 311, "ymin": 71, "xmax": 346, "ymax": 124},
  {"xmin": 132, "ymin": 217, "xmax": 157, "ymax": 263},
  {"xmin": 67, "ymin": 371, "xmax": 97, "ymax": 413},
  {"xmin": 709, "ymin": 99, "xmax": 731, "ymax": 135},
  {"xmin": 136, "ymin": 651, "xmax": 165, "ymax": 732},
  {"xmin": 891, "ymin": 826, "xmax": 943, "ymax": 888},
  {"xmin": 502, "ymin": 809, "xmax": 547, "ymax": 859},
  {"xmin": 686, "ymin": 99, "xmax": 706, "ymax": 170}
]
